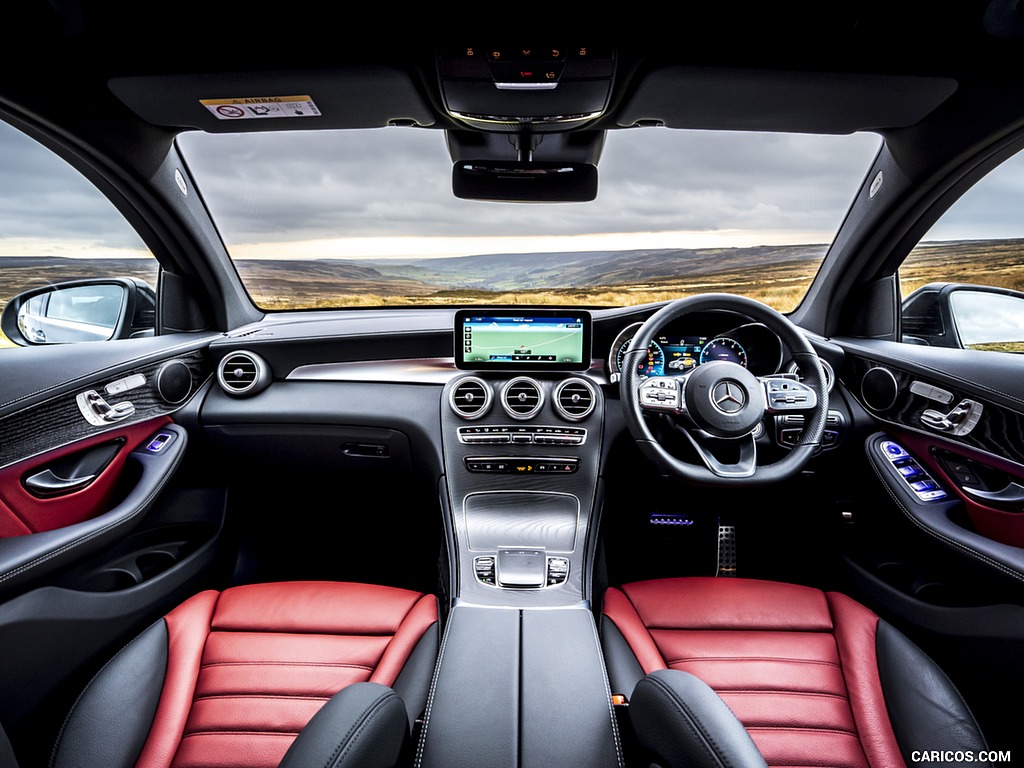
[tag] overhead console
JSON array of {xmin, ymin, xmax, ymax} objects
[
  {"xmin": 437, "ymin": 47, "xmax": 615, "ymax": 132},
  {"xmin": 443, "ymin": 309, "xmax": 603, "ymax": 607}
]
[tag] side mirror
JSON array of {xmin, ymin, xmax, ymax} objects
[
  {"xmin": 1, "ymin": 278, "xmax": 156, "ymax": 346},
  {"xmin": 902, "ymin": 282, "xmax": 1024, "ymax": 351}
]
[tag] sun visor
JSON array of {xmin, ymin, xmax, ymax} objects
[
  {"xmin": 109, "ymin": 67, "xmax": 435, "ymax": 132},
  {"xmin": 618, "ymin": 67, "xmax": 957, "ymax": 134}
]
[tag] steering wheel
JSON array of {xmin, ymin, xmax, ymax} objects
[{"xmin": 620, "ymin": 293, "xmax": 827, "ymax": 486}]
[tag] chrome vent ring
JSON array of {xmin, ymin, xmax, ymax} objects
[
  {"xmin": 501, "ymin": 377, "xmax": 544, "ymax": 420},
  {"xmin": 217, "ymin": 351, "xmax": 271, "ymax": 396},
  {"xmin": 449, "ymin": 376, "xmax": 493, "ymax": 419},
  {"xmin": 553, "ymin": 378, "xmax": 597, "ymax": 421}
]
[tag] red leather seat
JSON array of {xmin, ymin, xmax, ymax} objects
[
  {"xmin": 51, "ymin": 581, "xmax": 439, "ymax": 768},
  {"xmin": 602, "ymin": 577, "xmax": 988, "ymax": 768}
]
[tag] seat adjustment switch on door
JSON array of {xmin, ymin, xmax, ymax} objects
[{"xmin": 920, "ymin": 398, "xmax": 982, "ymax": 436}]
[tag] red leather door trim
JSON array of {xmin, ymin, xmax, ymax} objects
[{"xmin": 0, "ymin": 416, "xmax": 171, "ymax": 535}]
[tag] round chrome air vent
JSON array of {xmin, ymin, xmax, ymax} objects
[
  {"xmin": 785, "ymin": 358, "xmax": 835, "ymax": 393},
  {"xmin": 449, "ymin": 377, "xmax": 492, "ymax": 419},
  {"xmin": 502, "ymin": 377, "xmax": 544, "ymax": 420},
  {"xmin": 553, "ymin": 378, "xmax": 596, "ymax": 421},
  {"xmin": 217, "ymin": 351, "xmax": 271, "ymax": 396}
]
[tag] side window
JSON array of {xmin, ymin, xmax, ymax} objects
[
  {"xmin": 900, "ymin": 151, "xmax": 1024, "ymax": 352},
  {"xmin": 0, "ymin": 120, "xmax": 159, "ymax": 348}
]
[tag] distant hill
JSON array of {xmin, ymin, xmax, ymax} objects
[
  {"xmin": 3, "ymin": 238, "xmax": 1024, "ymax": 313},
  {"xmin": 310, "ymin": 243, "xmax": 830, "ymax": 292}
]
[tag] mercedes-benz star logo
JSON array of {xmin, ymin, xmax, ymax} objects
[{"xmin": 711, "ymin": 381, "xmax": 746, "ymax": 413}]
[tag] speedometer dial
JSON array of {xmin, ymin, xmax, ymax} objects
[
  {"xmin": 699, "ymin": 337, "xmax": 748, "ymax": 367},
  {"xmin": 616, "ymin": 338, "xmax": 665, "ymax": 378}
]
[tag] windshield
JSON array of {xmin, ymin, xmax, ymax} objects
[{"xmin": 178, "ymin": 128, "xmax": 882, "ymax": 312}]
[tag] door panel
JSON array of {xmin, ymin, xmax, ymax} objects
[
  {"xmin": 0, "ymin": 336, "xmax": 224, "ymax": 762},
  {"xmin": 0, "ymin": 417, "xmax": 169, "ymax": 534},
  {"xmin": 837, "ymin": 336, "xmax": 1024, "ymax": 581},
  {"xmin": 0, "ymin": 337, "xmax": 215, "ymax": 594}
]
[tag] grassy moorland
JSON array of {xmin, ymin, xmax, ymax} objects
[
  {"xmin": 900, "ymin": 239, "xmax": 1024, "ymax": 296},
  {"xmin": 246, "ymin": 238, "xmax": 1024, "ymax": 312},
  {"xmin": 240, "ymin": 245, "xmax": 827, "ymax": 312},
  {"xmin": 2, "ymin": 239, "xmax": 1024, "ymax": 349}
]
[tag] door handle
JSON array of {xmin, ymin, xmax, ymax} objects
[
  {"xmin": 24, "ymin": 468, "xmax": 96, "ymax": 495},
  {"xmin": 963, "ymin": 481, "xmax": 1024, "ymax": 507},
  {"xmin": 77, "ymin": 390, "xmax": 135, "ymax": 426}
]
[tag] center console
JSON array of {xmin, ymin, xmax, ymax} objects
[
  {"xmin": 416, "ymin": 310, "xmax": 621, "ymax": 768},
  {"xmin": 443, "ymin": 309, "xmax": 604, "ymax": 606}
]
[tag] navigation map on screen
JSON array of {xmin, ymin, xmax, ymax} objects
[{"xmin": 456, "ymin": 311, "xmax": 591, "ymax": 370}]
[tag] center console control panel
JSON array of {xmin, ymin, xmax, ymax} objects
[
  {"xmin": 465, "ymin": 457, "xmax": 579, "ymax": 474},
  {"xmin": 443, "ymin": 367, "xmax": 603, "ymax": 605},
  {"xmin": 458, "ymin": 425, "xmax": 587, "ymax": 445}
]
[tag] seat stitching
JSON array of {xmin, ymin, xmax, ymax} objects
[
  {"xmin": 330, "ymin": 691, "xmax": 399, "ymax": 768},
  {"xmin": 414, "ymin": 610, "xmax": 454, "ymax": 768},
  {"xmin": 192, "ymin": 693, "xmax": 333, "ymax": 702},
  {"xmin": 205, "ymin": 630, "xmax": 397, "ymax": 638},
  {"xmin": 179, "ymin": 729, "xmax": 303, "ymax": 736},
  {"xmin": 667, "ymin": 656, "xmax": 840, "ymax": 668},
  {"xmin": 647, "ymin": 625, "xmax": 831, "ymax": 632},
  {"xmin": 746, "ymin": 726, "xmax": 861, "ymax": 736},
  {"xmin": 645, "ymin": 674, "xmax": 730, "ymax": 768},
  {"xmin": 201, "ymin": 661, "xmax": 374, "ymax": 670},
  {"xmin": 585, "ymin": 603, "xmax": 625, "ymax": 767},
  {"xmin": 711, "ymin": 690, "xmax": 848, "ymax": 701},
  {"xmin": 700, "ymin": 689, "xmax": 851, "ymax": 701}
]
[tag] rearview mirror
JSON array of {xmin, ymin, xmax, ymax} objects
[
  {"xmin": 452, "ymin": 160, "xmax": 598, "ymax": 202},
  {"xmin": 1, "ymin": 278, "xmax": 156, "ymax": 346}
]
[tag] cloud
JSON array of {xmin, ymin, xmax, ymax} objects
[
  {"xmin": 176, "ymin": 127, "xmax": 883, "ymax": 248},
  {"xmin": 10, "ymin": 113, "xmax": 1024, "ymax": 261},
  {"xmin": 0, "ymin": 123, "xmax": 149, "ymax": 252}
]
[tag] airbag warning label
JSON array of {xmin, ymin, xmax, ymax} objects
[{"xmin": 200, "ymin": 96, "xmax": 321, "ymax": 120}]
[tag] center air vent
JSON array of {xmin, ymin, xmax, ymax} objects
[
  {"xmin": 502, "ymin": 377, "xmax": 544, "ymax": 420},
  {"xmin": 553, "ymin": 378, "xmax": 596, "ymax": 421},
  {"xmin": 450, "ymin": 377, "xmax": 492, "ymax": 419},
  {"xmin": 217, "ymin": 351, "xmax": 271, "ymax": 396}
]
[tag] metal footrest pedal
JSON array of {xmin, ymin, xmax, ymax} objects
[{"xmin": 716, "ymin": 525, "xmax": 737, "ymax": 577}]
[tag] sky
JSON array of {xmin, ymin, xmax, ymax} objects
[
  {"xmin": 0, "ymin": 121, "xmax": 880, "ymax": 261},
  {"xmin": 2, "ymin": 118, "xmax": 1023, "ymax": 262}
]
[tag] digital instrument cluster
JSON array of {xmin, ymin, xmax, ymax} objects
[{"xmin": 607, "ymin": 320, "xmax": 782, "ymax": 380}]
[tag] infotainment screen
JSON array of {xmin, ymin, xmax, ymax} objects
[{"xmin": 455, "ymin": 309, "xmax": 592, "ymax": 371}]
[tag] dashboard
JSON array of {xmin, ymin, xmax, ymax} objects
[{"xmin": 192, "ymin": 301, "xmax": 851, "ymax": 605}]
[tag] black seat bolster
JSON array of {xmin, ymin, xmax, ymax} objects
[
  {"xmin": 600, "ymin": 614, "xmax": 645, "ymax": 699},
  {"xmin": 876, "ymin": 620, "xmax": 990, "ymax": 764},
  {"xmin": 278, "ymin": 683, "xmax": 409, "ymax": 768},
  {"xmin": 630, "ymin": 669, "xmax": 768, "ymax": 768},
  {"xmin": 391, "ymin": 620, "xmax": 439, "ymax": 728},
  {"xmin": 51, "ymin": 619, "xmax": 167, "ymax": 768}
]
